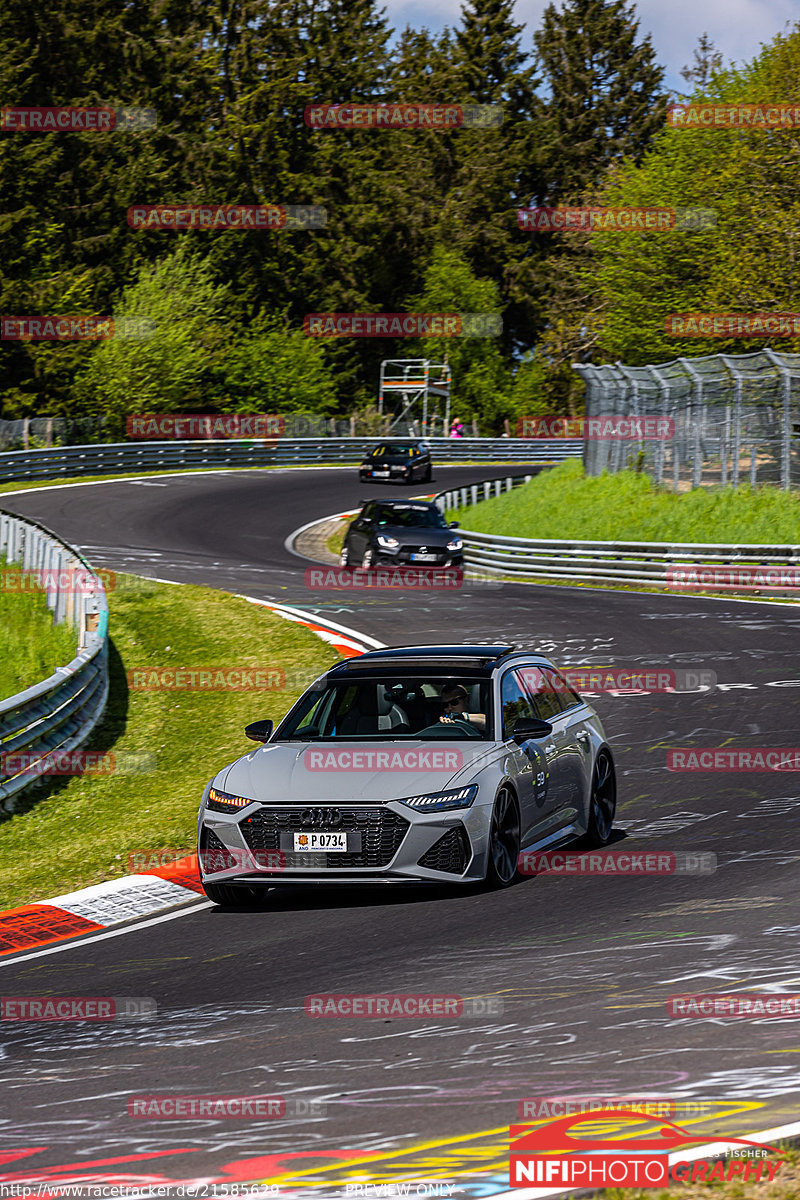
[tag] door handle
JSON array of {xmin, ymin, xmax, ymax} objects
[
  {"xmin": 576, "ymin": 730, "xmax": 590, "ymax": 744},
  {"xmin": 544, "ymin": 742, "xmax": 556, "ymax": 755}
]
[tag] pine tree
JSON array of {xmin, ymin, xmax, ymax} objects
[
  {"xmin": 435, "ymin": 0, "xmax": 541, "ymax": 349},
  {"xmin": 0, "ymin": 0, "xmax": 220, "ymax": 415},
  {"xmin": 679, "ymin": 33, "xmax": 724, "ymax": 94},
  {"xmin": 533, "ymin": 0, "xmax": 666, "ymax": 204}
]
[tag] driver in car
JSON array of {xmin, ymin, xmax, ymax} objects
[{"xmin": 438, "ymin": 682, "xmax": 486, "ymax": 732}]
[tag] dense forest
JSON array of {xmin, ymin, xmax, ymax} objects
[{"xmin": 0, "ymin": 0, "xmax": 798, "ymax": 435}]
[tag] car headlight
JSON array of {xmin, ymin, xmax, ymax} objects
[
  {"xmin": 446, "ymin": 538, "xmax": 463, "ymax": 551},
  {"xmin": 397, "ymin": 785, "xmax": 478, "ymax": 811},
  {"xmin": 207, "ymin": 786, "xmax": 254, "ymax": 811},
  {"xmin": 376, "ymin": 534, "xmax": 400, "ymax": 550}
]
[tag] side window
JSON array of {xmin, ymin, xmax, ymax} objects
[
  {"xmin": 361, "ymin": 503, "xmax": 376, "ymax": 523},
  {"xmin": 500, "ymin": 671, "xmax": 538, "ymax": 738},
  {"xmin": 517, "ymin": 665, "xmax": 564, "ymax": 722},
  {"xmin": 545, "ymin": 666, "xmax": 582, "ymax": 711}
]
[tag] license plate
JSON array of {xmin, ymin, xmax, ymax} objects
[
  {"xmin": 411, "ymin": 552, "xmax": 438, "ymax": 562},
  {"xmin": 292, "ymin": 831, "xmax": 348, "ymax": 852},
  {"xmin": 372, "ymin": 470, "xmax": 389, "ymax": 477}
]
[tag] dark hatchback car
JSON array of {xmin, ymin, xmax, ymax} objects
[
  {"xmin": 341, "ymin": 499, "xmax": 463, "ymax": 570},
  {"xmin": 359, "ymin": 440, "xmax": 432, "ymax": 484}
]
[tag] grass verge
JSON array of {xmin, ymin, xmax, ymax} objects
[
  {"xmin": 327, "ymin": 525, "xmax": 347, "ymax": 558},
  {"xmin": 0, "ymin": 574, "xmax": 340, "ymax": 908},
  {"xmin": 0, "ymin": 560, "xmax": 77, "ymax": 697},
  {"xmin": 452, "ymin": 460, "xmax": 800, "ymax": 544}
]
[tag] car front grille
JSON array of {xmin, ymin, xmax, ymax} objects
[
  {"xmin": 418, "ymin": 826, "xmax": 471, "ymax": 874},
  {"xmin": 240, "ymin": 807, "xmax": 409, "ymax": 868}
]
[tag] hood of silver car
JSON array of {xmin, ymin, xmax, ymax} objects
[{"xmin": 217, "ymin": 739, "xmax": 494, "ymax": 803}]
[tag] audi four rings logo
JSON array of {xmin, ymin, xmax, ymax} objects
[{"xmin": 300, "ymin": 808, "xmax": 343, "ymax": 828}]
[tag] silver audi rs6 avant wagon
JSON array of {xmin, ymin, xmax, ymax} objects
[{"xmin": 197, "ymin": 645, "xmax": 616, "ymax": 906}]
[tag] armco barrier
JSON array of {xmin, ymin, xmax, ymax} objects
[
  {"xmin": 0, "ymin": 437, "xmax": 582, "ymax": 483},
  {"xmin": 436, "ymin": 474, "xmax": 800, "ymax": 590},
  {"xmin": 0, "ymin": 512, "xmax": 109, "ymax": 809}
]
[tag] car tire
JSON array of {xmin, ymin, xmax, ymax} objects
[
  {"xmin": 362, "ymin": 548, "xmax": 375, "ymax": 569},
  {"xmin": 202, "ymin": 880, "xmax": 268, "ymax": 908},
  {"xmin": 340, "ymin": 545, "xmax": 352, "ymax": 570},
  {"xmin": 422, "ymin": 464, "xmax": 432, "ymax": 482},
  {"xmin": 486, "ymin": 785, "xmax": 521, "ymax": 888},
  {"xmin": 585, "ymin": 750, "xmax": 616, "ymax": 847}
]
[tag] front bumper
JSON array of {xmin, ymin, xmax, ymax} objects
[
  {"xmin": 199, "ymin": 799, "xmax": 486, "ymax": 886},
  {"xmin": 371, "ymin": 550, "xmax": 464, "ymax": 568},
  {"xmin": 359, "ymin": 466, "xmax": 411, "ymax": 481}
]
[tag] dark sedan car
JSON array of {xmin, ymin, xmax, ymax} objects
[
  {"xmin": 359, "ymin": 440, "xmax": 432, "ymax": 484},
  {"xmin": 341, "ymin": 499, "xmax": 463, "ymax": 569}
]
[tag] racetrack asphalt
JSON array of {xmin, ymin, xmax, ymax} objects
[{"xmin": 2, "ymin": 465, "xmax": 799, "ymax": 1195}]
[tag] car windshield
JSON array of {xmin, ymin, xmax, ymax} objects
[
  {"xmin": 371, "ymin": 444, "xmax": 415, "ymax": 457},
  {"xmin": 375, "ymin": 505, "xmax": 447, "ymax": 528},
  {"xmin": 275, "ymin": 676, "xmax": 493, "ymax": 741}
]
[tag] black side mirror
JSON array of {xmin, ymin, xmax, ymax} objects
[
  {"xmin": 245, "ymin": 719, "xmax": 273, "ymax": 743},
  {"xmin": 511, "ymin": 716, "xmax": 552, "ymax": 742},
  {"xmin": 449, "ymin": 520, "xmax": 460, "ymax": 528}
]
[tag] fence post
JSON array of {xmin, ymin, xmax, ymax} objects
[
  {"xmin": 616, "ymin": 363, "xmax": 642, "ymax": 473},
  {"xmin": 677, "ymin": 358, "xmax": 704, "ymax": 488},
  {"xmin": 764, "ymin": 348, "xmax": 791, "ymax": 491},
  {"xmin": 719, "ymin": 355, "xmax": 743, "ymax": 488}
]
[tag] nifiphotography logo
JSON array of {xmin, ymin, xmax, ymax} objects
[{"xmin": 509, "ymin": 1109, "xmax": 785, "ymax": 1188}]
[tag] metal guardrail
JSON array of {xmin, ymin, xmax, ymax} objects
[
  {"xmin": 0, "ymin": 512, "xmax": 109, "ymax": 810},
  {"xmin": 436, "ymin": 473, "xmax": 800, "ymax": 590},
  {"xmin": 0, "ymin": 437, "xmax": 582, "ymax": 484}
]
